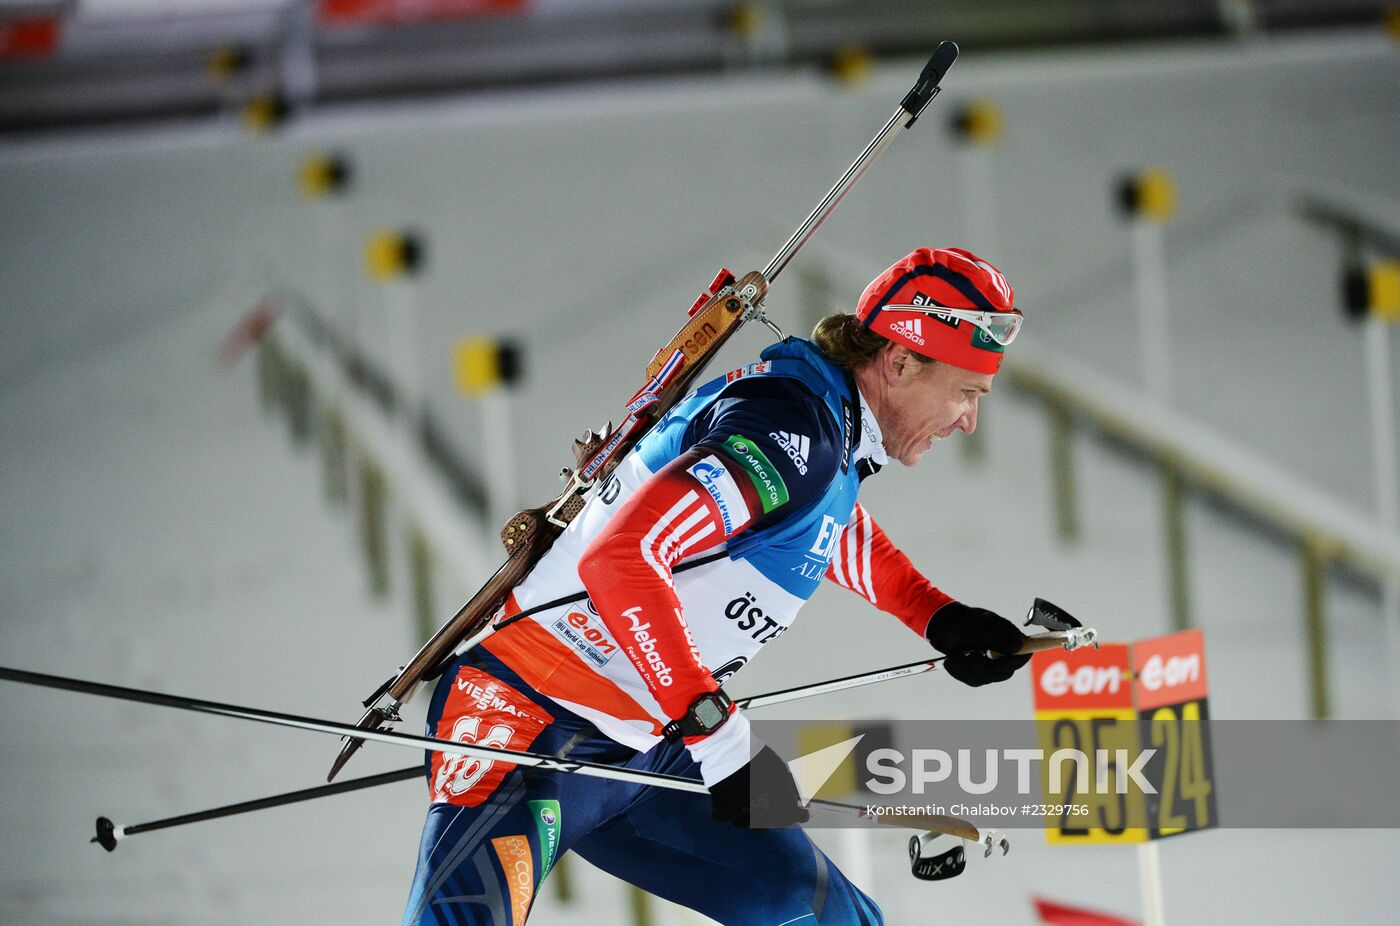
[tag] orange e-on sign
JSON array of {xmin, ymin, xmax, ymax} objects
[
  {"xmin": 1032, "ymin": 643, "xmax": 1133, "ymax": 714},
  {"xmin": 1031, "ymin": 630, "xmax": 1216, "ymax": 845}
]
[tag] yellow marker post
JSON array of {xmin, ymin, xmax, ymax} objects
[
  {"xmin": 951, "ymin": 100, "xmax": 1003, "ymax": 147},
  {"xmin": 454, "ymin": 337, "xmax": 523, "ymax": 533},
  {"xmin": 1119, "ymin": 168, "xmax": 1177, "ymax": 400},
  {"xmin": 242, "ymin": 94, "xmax": 288, "ymax": 135},
  {"xmin": 1384, "ymin": 7, "xmax": 1400, "ymax": 44},
  {"xmin": 453, "ymin": 338, "xmax": 506, "ymax": 397},
  {"xmin": 299, "ymin": 153, "xmax": 350, "ymax": 200},
  {"xmin": 208, "ymin": 45, "xmax": 249, "ymax": 83},
  {"xmin": 951, "ymin": 97, "xmax": 1005, "ymax": 339},
  {"xmin": 1353, "ymin": 260, "xmax": 1400, "ymax": 653},
  {"xmin": 1368, "ymin": 260, "xmax": 1400, "ymax": 322},
  {"xmin": 830, "ymin": 46, "xmax": 874, "ymax": 86},
  {"xmin": 363, "ymin": 230, "xmax": 423, "ymax": 281},
  {"xmin": 950, "ymin": 95, "xmax": 1004, "ymax": 477},
  {"xmin": 726, "ymin": 2, "xmax": 763, "ymax": 39},
  {"xmin": 1118, "ymin": 169, "xmax": 1176, "ymax": 223}
]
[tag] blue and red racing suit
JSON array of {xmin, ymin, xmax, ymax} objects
[{"xmin": 404, "ymin": 338, "xmax": 959, "ymax": 925}]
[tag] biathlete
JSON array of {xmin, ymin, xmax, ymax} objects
[{"xmin": 404, "ymin": 246, "xmax": 1032, "ymax": 925}]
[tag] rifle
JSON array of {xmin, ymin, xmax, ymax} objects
[{"xmin": 327, "ymin": 42, "xmax": 962, "ymax": 782}]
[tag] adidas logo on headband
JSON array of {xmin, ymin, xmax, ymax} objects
[{"xmin": 887, "ymin": 318, "xmax": 925, "ymax": 345}]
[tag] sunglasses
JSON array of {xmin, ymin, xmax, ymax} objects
[{"xmin": 883, "ymin": 305, "xmax": 1024, "ymax": 346}]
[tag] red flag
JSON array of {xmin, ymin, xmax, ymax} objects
[
  {"xmin": 1034, "ymin": 897, "xmax": 1141, "ymax": 926},
  {"xmin": 317, "ymin": 0, "xmax": 527, "ymax": 27},
  {"xmin": 0, "ymin": 14, "xmax": 61, "ymax": 59}
]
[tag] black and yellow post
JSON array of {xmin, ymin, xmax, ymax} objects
[
  {"xmin": 299, "ymin": 152, "xmax": 352, "ymax": 201},
  {"xmin": 949, "ymin": 99, "xmax": 1005, "ymax": 466},
  {"xmin": 297, "ymin": 153, "xmax": 352, "ymax": 341},
  {"xmin": 725, "ymin": 1, "xmax": 784, "ymax": 68},
  {"xmin": 1119, "ymin": 168, "xmax": 1187, "ymax": 635},
  {"xmin": 452, "ymin": 338, "xmax": 522, "ymax": 398},
  {"xmin": 364, "ymin": 229, "xmax": 427, "ymax": 418},
  {"xmin": 1117, "ymin": 169, "xmax": 1177, "ymax": 224},
  {"xmin": 207, "ymin": 44, "xmax": 251, "ymax": 84},
  {"xmin": 1342, "ymin": 257, "xmax": 1400, "ymax": 674},
  {"xmin": 1343, "ymin": 259, "xmax": 1400, "ymax": 323},
  {"xmin": 454, "ymin": 337, "xmax": 524, "ymax": 535},
  {"xmin": 829, "ymin": 45, "xmax": 874, "ymax": 87},
  {"xmin": 949, "ymin": 99, "xmax": 1003, "ymax": 148},
  {"xmin": 242, "ymin": 93, "xmax": 290, "ymax": 136},
  {"xmin": 363, "ymin": 230, "xmax": 424, "ymax": 282},
  {"xmin": 725, "ymin": 1, "xmax": 764, "ymax": 42}
]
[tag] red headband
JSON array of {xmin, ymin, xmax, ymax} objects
[{"xmin": 856, "ymin": 247, "xmax": 1017, "ymax": 374}]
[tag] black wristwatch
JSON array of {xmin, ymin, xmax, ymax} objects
[{"xmin": 662, "ymin": 689, "xmax": 734, "ymax": 742}]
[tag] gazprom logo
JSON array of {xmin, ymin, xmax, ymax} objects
[
  {"xmin": 687, "ymin": 455, "xmax": 745, "ymax": 535},
  {"xmin": 691, "ymin": 460, "xmax": 725, "ymax": 484}
]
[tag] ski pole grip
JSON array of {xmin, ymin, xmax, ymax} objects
[{"xmin": 900, "ymin": 41, "xmax": 959, "ymax": 124}]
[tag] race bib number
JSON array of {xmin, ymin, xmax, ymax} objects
[{"xmin": 429, "ymin": 667, "xmax": 553, "ymax": 807}]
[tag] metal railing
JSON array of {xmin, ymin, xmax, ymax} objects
[{"xmin": 1002, "ymin": 345, "xmax": 1400, "ymax": 719}]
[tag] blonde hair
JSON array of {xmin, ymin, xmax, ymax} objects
[{"xmin": 811, "ymin": 313, "xmax": 932, "ymax": 371}]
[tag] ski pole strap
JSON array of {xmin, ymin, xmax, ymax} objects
[{"xmin": 908, "ymin": 833, "xmax": 967, "ymax": 881}]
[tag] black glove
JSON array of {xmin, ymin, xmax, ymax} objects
[
  {"xmin": 709, "ymin": 745, "xmax": 810, "ymax": 829},
  {"xmin": 926, "ymin": 601, "xmax": 1032, "ymax": 687}
]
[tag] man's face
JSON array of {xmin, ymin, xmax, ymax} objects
[{"xmin": 879, "ymin": 350, "xmax": 993, "ymax": 466}]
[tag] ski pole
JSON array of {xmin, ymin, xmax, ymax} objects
[
  {"xmin": 91, "ymin": 765, "xmax": 422, "ymax": 852},
  {"xmin": 76, "ymin": 660, "xmax": 946, "ymax": 847},
  {"xmin": 0, "ymin": 664, "xmax": 711, "ymax": 792},
  {"xmin": 9, "ymin": 622, "xmax": 1095, "ymax": 847},
  {"xmin": 78, "ymin": 659, "xmax": 947, "ymax": 847},
  {"xmin": 0, "ymin": 664, "xmax": 999, "ymax": 849}
]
